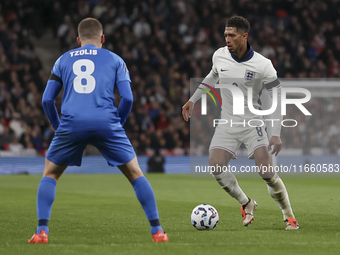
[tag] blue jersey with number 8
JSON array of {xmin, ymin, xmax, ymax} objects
[{"xmin": 48, "ymin": 44, "xmax": 131, "ymax": 131}]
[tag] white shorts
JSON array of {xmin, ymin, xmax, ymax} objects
[{"xmin": 209, "ymin": 125, "xmax": 269, "ymax": 160}]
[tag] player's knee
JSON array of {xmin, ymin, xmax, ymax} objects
[
  {"xmin": 256, "ymin": 152, "xmax": 271, "ymax": 166},
  {"xmin": 43, "ymin": 159, "xmax": 67, "ymax": 181},
  {"xmin": 209, "ymin": 156, "xmax": 226, "ymax": 175},
  {"xmin": 118, "ymin": 157, "xmax": 144, "ymax": 183},
  {"xmin": 209, "ymin": 156, "xmax": 225, "ymax": 167}
]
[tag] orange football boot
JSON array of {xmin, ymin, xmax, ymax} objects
[
  {"xmin": 152, "ymin": 230, "xmax": 169, "ymax": 242},
  {"xmin": 241, "ymin": 199, "xmax": 258, "ymax": 226},
  {"xmin": 28, "ymin": 230, "xmax": 48, "ymax": 243},
  {"xmin": 285, "ymin": 218, "xmax": 300, "ymax": 230}
]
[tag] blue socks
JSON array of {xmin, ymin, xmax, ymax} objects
[
  {"xmin": 132, "ymin": 176, "xmax": 163, "ymax": 235},
  {"xmin": 36, "ymin": 177, "xmax": 57, "ymax": 234},
  {"xmin": 35, "ymin": 176, "xmax": 162, "ymax": 235}
]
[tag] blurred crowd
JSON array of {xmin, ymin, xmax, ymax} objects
[
  {"xmin": 0, "ymin": 1, "xmax": 51, "ymax": 157},
  {"xmin": 0, "ymin": 0, "xmax": 340, "ymax": 157}
]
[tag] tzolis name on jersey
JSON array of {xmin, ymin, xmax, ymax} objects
[{"xmin": 70, "ymin": 49, "xmax": 98, "ymax": 57}]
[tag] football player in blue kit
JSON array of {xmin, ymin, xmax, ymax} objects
[{"xmin": 28, "ymin": 18, "xmax": 168, "ymax": 243}]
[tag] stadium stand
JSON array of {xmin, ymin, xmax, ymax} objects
[{"xmin": 0, "ymin": 0, "xmax": 340, "ymax": 157}]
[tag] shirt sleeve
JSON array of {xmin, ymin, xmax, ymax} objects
[
  {"xmin": 262, "ymin": 61, "xmax": 280, "ymax": 91},
  {"xmin": 189, "ymin": 52, "xmax": 219, "ymax": 103},
  {"xmin": 42, "ymin": 56, "xmax": 63, "ymax": 130},
  {"xmin": 115, "ymin": 58, "xmax": 131, "ymax": 84},
  {"xmin": 50, "ymin": 56, "xmax": 63, "ymax": 81},
  {"xmin": 116, "ymin": 80, "xmax": 133, "ymax": 126},
  {"xmin": 266, "ymin": 86, "xmax": 282, "ymax": 137},
  {"xmin": 262, "ymin": 60, "xmax": 282, "ymax": 137},
  {"xmin": 42, "ymin": 79, "xmax": 62, "ymax": 130}
]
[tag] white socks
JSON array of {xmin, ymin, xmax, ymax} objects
[
  {"xmin": 213, "ymin": 171, "xmax": 295, "ymax": 220},
  {"xmin": 265, "ymin": 173, "xmax": 295, "ymax": 220},
  {"xmin": 213, "ymin": 171, "xmax": 249, "ymax": 205}
]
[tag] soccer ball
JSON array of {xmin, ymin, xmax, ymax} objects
[{"xmin": 191, "ymin": 204, "xmax": 219, "ymax": 230}]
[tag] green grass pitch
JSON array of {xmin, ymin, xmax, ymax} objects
[{"xmin": 0, "ymin": 174, "xmax": 339, "ymax": 255}]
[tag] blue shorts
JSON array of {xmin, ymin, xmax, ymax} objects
[{"xmin": 46, "ymin": 129, "xmax": 136, "ymax": 167}]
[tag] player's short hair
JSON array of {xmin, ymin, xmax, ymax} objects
[
  {"xmin": 226, "ymin": 16, "xmax": 250, "ymax": 34},
  {"xmin": 78, "ymin": 18, "xmax": 103, "ymax": 40}
]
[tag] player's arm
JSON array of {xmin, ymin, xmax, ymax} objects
[
  {"xmin": 263, "ymin": 62, "xmax": 282, "ymax": 156},
  {"xmin": 116, "ymin": 80, "xmax": 133, "ymax": 126},
  {"xmin": 115, "ymin": 57, "xmax": 133, "ymax": 126},
  {"xmin": 42, "ymin": 57, "xmax": 63, "ymax": 131},
  {"xmin": 182, "ymin": 53, "xmax": 219, "ymax": 121}
]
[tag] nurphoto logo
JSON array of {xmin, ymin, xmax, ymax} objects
[{"xmin": 199, "ymin": 83, "xmax": 312, "ymax": 128}]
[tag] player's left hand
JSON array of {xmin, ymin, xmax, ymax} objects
[{"xmin": 268, "ymin": 136, "xmax": 282, "ymax": 156}]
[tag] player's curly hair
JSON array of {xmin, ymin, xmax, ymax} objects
[{"xmin": 226, "ymin": 16, "xmax": 250, "ymax": 34}]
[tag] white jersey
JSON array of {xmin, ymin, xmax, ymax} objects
[
  {"xmin": 190, "ymin": 43, "xmax": 282, "ymax": 136},
  {"xmin": 212, "ymin": 44, "xmax": 279, "ymax": 121}
]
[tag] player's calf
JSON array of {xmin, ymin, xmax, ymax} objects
[
  {"xmin": 131, "ymin": 176, "xmax": 168, "ymax": 241},
  {"xmin": 210, "ymin": 149, "xmax": 248, "ymax": 204},
  {"xmin": 118, "ymin": 157, "xmax": 168, "ymax": 241}
]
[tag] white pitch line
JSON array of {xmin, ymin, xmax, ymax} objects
[{"xmin": 47, "ymin": 241, "xmax": 340, "ymax": 247}]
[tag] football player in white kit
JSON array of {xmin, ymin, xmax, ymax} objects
[{"xmin": 182, "ymin": 16, "xmax": 299, "ymax": 230}]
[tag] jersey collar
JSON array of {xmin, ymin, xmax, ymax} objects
[
  {"xmin": 82, "ymin": 44, "xmax": 98, "ymax": 48},
  {"xmin": 230, "ymin": 42, "xmax": 254, "ymax": 63}
]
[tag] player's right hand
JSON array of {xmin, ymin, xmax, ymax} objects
[{"xmin": 182, "ymin": 101, "xmax": 194, "ymax": 121}]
